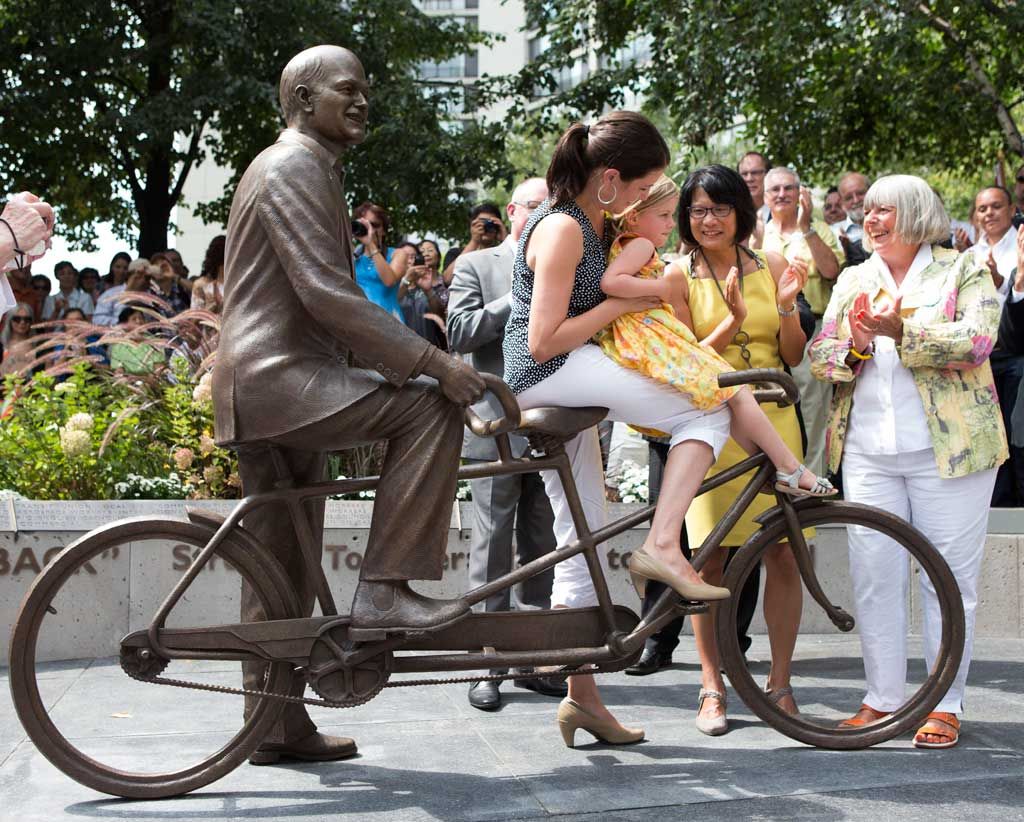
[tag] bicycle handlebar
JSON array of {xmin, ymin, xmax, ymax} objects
[
  {"xmin": 718, "ymin": 368, "xmax": 800, "ymax": 407},
  {"xmin": 463, "ymin": 373, "xmax": 523, "ymax": 438}
]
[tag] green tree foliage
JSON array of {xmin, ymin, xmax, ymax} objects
[
  {"xmin": 0, "ymin": 0, "xmax": 512, "ymax": 254},
  {"xmin": 491, "ymin": 1, "xmax": 1023, "ymax": 183}
]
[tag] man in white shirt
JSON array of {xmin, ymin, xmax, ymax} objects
[
  {"xmin": 970, "ymin": 185, "xmax": 1024, "ymax": 505},
  {"xmin": 837, "ymin": 172, "xmax": 870, "ymax": 267},
  {"xmin": 43, "ymin": 260, "xmax": 94, "ymax": 320}
]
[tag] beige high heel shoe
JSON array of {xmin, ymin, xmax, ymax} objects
[
  {"xmin": 628, "ymin": 548, "xmax": 730, "ymax": 601},
  {"xmin": 557, "ymin": 698, "xmax": 645, "ymax": 748}
]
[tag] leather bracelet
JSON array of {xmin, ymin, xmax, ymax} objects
[
  {"xmin": 0, "ymin": 217, "xmax": 26, "ymax": 269},
  {"xmin": 777, "ymin": 302, "xmax": 797, "ymax": 316}
]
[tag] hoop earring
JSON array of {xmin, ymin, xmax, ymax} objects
[{"xmin": 597, "ymin": 182, "xmax": 618, "ymax": 205}]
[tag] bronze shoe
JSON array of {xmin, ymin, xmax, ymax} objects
[
  {"xmin": 249, "ymin": 732, "xmax": 358, "ymax": 765},
  {"xmin": 349, "ymin": 580, "xmax": 469, "ymax": 640}
]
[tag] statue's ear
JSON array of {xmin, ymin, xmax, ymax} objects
[{"xmin": 294, "ymin": 84, "xmax": 313, "ymax": 113}]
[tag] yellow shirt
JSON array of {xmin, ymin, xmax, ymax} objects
[{"xmin": 762, "ymin": 217, "xmax": 845, "ymax": 316}]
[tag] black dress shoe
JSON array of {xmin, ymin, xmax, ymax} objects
[
  {"xmin": 249, "ymin": 732, "xmax": 358, "ymax": 765},
  {"xmin": 624, "ymin": 648, "xmax": 672, "ymax": 676},
  {"xmin": 513, "ymin": 670, "xmax": 568, "ymax": 698},
  {"xmin": 468, "ymin": 680, "xmax": 502, "ymax": 711}
]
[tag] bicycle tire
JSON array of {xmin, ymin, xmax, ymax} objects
[
  {"xmin": 716, "ymin": 500, "xmax": 965, "ymax": 750},
  {"xmin": 9, "ymin": 517, "xmax": 299, "ymax": 798}
]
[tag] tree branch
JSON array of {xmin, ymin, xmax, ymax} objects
[
  {"xmin": 913, "ymin": 2, "xmax": 1024, "ymax": 157},
  {"xmin": 168, "ymin": 115, "xmax": 208, "ymax": 209}
]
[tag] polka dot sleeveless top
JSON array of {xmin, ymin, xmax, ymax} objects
[{"xmin": 503, "ymin": 198, "xmax": 610, "ymax": 394}]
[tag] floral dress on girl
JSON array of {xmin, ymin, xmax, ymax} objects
[{"xmin": 593, "ymin": 232, "xmax": 739, "ymax": 436}]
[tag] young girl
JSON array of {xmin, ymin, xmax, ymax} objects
[{"xmin": 594, "ymin": 175, "xmax": 834, "ymax": 497}]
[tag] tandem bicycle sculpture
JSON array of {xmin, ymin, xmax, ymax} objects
[{"xmin": 8, "ymin": 369, "xmax": 965, "ymax": 799}]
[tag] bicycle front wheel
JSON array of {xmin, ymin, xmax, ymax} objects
[
  {"xmin": 8, "ymin": 517, "xmax": 299, "ymax": 798},
  {"xmin": 717, "ymin": 500, "xmax": 965, "ymax": 750}
]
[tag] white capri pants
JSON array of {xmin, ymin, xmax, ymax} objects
[
  {"xmin": 517, "ymin": 345, "xmax": 732, "ymax": 608},
  {"xmin": 843, "ymin": 448, "xmax": 996, "ymax": 715}
]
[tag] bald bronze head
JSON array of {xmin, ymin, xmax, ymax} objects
[{"xmin": 280, "ymin": 45, "xmax": 369, "ymax": 151}]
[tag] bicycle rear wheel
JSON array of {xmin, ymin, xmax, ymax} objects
[
  {"xmin": 8, "ymin": 517, "xmax": 299, "ymax": 798},
  {"xmin": 717, "ymin": 500, "xmax": 965, "ymax": 749}
]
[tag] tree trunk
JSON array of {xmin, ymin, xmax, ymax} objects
[{"xmin": 136, "ymin": 0, "xmax": 175, "ymax": 257}]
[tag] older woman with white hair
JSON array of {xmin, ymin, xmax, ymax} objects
[{"xmin": 809, "ymin": 174, "xmax": 1007, "ymax": 750}]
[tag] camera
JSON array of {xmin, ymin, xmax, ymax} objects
[
  {"xmin": 351, "ymin": 220, "xmax": 368, "ymax": 238},
  {"xmin": 481, "ymin": 219, "xmax": 500, "ymax": 235},
  {"xmin": 414, "ymin": 250, "xmax": 425, "ymax": 267},
  {"xmin": 1013, "ymin": 211, "xmax": 1024, "ymax": 230}
]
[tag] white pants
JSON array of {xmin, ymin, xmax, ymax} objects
[
  {"xmin": 843, "ymin": 449, "xmax": 996, "ymax": 714},
  {"xmin": 518, "ymin": 345, "xmax": 732, "ymax": 608}
]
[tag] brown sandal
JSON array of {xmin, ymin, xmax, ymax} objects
[
  {"xmin": 913, "ymin": 712, "xmax": 960, "ymax": 749},
  {"xmin": 838, "ymin": 703, "xmax": 890, "ymax": 728}
]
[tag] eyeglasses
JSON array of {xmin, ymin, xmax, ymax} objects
[
  {"xmin": 688, "ymin": 204, "xmax": 734, "ymax": 219},
  {"xmin": 513, "ymin": 199, "xmax": 544, "ymax": 210},
  {"xmin": 10, "ymin": 316, "xmax": 32, "ymax": 324},
  {"xmin": 767, "ymin": 184, "xmax": 799, "ymax": 194}
]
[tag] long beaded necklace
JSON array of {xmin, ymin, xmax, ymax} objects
[{"xmin": 696, "ymin": 244, "xmax": 754, "ymax": 368}]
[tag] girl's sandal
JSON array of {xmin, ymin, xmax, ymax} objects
[
  {"xmin": 838, "ymin": 703, "xmax": 891, "ymax": 728},
  {"xmin": 913, "ymin": 712, "xmax": 960, "ymax": 749},
  {"xmin": 775, "ymin": 463, "xmax": 838, "ymax": 498}
]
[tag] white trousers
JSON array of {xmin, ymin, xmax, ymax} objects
[
  {"xmin": 843, "ymin": 449, "xmax": 996, "ymax": 714},
  {"xmin": 517, "ymin": 345, "xmax": 732, "ymax": 608}
]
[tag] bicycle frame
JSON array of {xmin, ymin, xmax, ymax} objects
[{"xmin": 141, "ymin": 369, "xmax": 839, "ymax": 676}]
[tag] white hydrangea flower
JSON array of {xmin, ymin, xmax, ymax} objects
[
  {"xmin": 66, "ymin": 412, "xmax": 94, "ymax": 432},
  {"xmin": 59, "ymin": 427, "xmax": 92, "ymax": 458},
  {"xmin": 199, "ymin": 434, "xmax": 217, "ymax": 456}
]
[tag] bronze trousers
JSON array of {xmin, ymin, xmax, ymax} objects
[{"xmin": 239, "ymin": 373, "xmax": 463, "ymax": 743}]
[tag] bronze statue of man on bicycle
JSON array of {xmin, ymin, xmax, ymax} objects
[{"xmin": 212, "ymin": 44, "xmax": 486, "ymax": 762}]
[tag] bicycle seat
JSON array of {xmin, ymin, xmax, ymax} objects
[{"xmin": 514, "ymin": 406, "xmax": 609, "ymax": 440}]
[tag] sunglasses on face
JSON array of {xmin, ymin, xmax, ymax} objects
[{"xmin": 11, "ymin": 316, "xmax": 32, "ymax": 323}]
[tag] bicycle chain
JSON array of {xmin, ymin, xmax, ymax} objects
[{"xmin": 129, "ymin": 668, "xmax": 584, "ymax": 709}]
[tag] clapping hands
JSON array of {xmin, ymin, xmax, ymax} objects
[
  {"xmin": 724, "ymin": 266, "xmax": 747, "ymax": 322},
  {"xmin": 848, "ymin": 291, "xmax": 903, "ymax": 351},
  {"xmin": 777, "ymin": 258, "xmax": 809, "ymax": 310}
]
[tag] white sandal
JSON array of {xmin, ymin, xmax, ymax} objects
[
  {"xmin": 696, "ymin": 688, "xmax": 728, "ymax": 736},
  {"xmin": 775, "ymin": 463, "xmax": 837, "ymax": 498}
]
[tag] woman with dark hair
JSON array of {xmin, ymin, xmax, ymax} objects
[
  {"xmin": 0, "ymin": 302, "xmax": 37, "ymax": 377},
  {"xmin": 664, "ymin": 164, "xmax": 812, "ymax": 734},
  {"xmin": 399, "ymin": 240, "xmax": 449, "ymax": 348},
  {"xmin": 503, "ymin": 112, "xmax": 734, "ymax": 747},
  {"xmin": 352, "ymin": 201, "xmax": 408, "ymax": 322},
  {"xmin": 192, "ymin": 235, "xmax": 226, "ymax": 313},
  {"xmin": 101, "ymin": 251, "xmax": 132, "ymax": 293}
]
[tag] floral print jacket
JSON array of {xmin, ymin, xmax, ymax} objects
[{"xmin": 809, "ymin": 246, "xmax": 1007, "ymax": 479}]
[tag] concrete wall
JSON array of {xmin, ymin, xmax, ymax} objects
[{"xmin": 2, "ymin": 500, "xmax": 1022, "ymax": 662}]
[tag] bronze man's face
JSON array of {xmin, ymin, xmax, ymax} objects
[{"xmin": 307, "ymin": 56, "xmax": 370, "ymax": 148}]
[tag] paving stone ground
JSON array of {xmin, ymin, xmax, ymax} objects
[{"xmin": 2, "ymin": 635, "xmax": 1022, "ymax": 821}]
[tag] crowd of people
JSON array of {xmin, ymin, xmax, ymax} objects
[
  {"xmin": 3, "ymin": 99, "xmax": 1024, "ymax": 757},
  {"xmin": 0, "ymin": 235, "xmax": 226, "ymax": 378}
]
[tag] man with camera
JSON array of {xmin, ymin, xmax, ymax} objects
[
  {"xmin": 447, "ymin": 178, "xmax": 566, "ymax": 711},
  {"xmin": 441, "ymin": 203, "xmax": 507, "ymax": 285}
]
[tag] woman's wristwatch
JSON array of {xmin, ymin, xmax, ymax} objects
[{"xmin": 777, "ymin": 302, "xmax": 797, "ymax": 316}]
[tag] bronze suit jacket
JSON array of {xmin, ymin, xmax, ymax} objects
[{"xmin": 213, "ymin": 128, "xmax": 433, "ymax": 445}]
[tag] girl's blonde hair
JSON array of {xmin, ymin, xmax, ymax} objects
[{"xmin": 612, "ymin": 175, "xmax": 680, "ymax": 233}]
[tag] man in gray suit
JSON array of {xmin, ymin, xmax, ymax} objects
[
  {"xmin": 447, "ymin": 178, "xmax": 564, "ymax": 711},
  {"xmin": 213, "ymin": 45, "xmax": 485, "ymax": 764}
]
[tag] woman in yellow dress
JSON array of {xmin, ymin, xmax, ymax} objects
[{"xmin": 662, "ymin": 164, "xmax": 813, "ymax": 734}]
